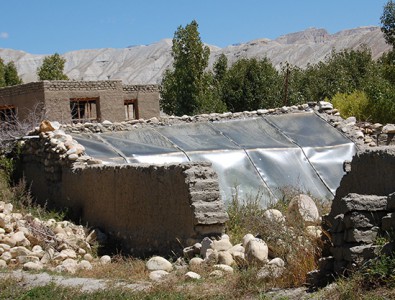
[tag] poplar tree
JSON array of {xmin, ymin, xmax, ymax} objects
[
  {"xmin": 381, "ymin": 0, "xmax": 395, "ymax": 49},
  {"xmin": 0, "ymin": 58, "xmax": 5, "ymax": 87},
  {"xmin": 37, "ymin": 53, "xmax": 68, "ymax": 80},
  {"xmin": 161, "ymin": 20, "xmax": 213, "ymax": 115}
]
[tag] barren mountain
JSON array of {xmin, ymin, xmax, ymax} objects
[{"xmin": 0, "ymin": 26, "xmax": 391, "ymax": 84}]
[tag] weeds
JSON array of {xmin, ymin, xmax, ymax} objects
[{"xmin": 225, "ymin": 186, "xmax": 327, "ymax": 289}]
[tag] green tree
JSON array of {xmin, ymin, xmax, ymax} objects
[
  {"xmin": 288, "ymin": 48, "xmax": 376, "ymax": 103},
  {"xmin": 381, "ymin": 0, "xmax": 395, "ymax": 48},
  {"xmin": 4, "ymin": 61, "xmax": 22, "ymax": 86},
  {"xmin": 221, "ymin": 58, "xmax": 282, "ymax": 112},
  {"xmin": 378, "ymin": 49, "xmax": 395, "ymax": 84},
  {"xmin": 363, "ymin": 73, "xmax": 395, "ymax": 123},
  {"xmin": 213, "ymin": 53, "xmax": 228, "ymax": 83},
  {"xmin": 210, "ymin": 54, "xmax": 229, "ymax": 109},
  {"xmin": 0, "ymin": 58, "xmax": 5, "ymax": 88},
  {"xmin": 161, "ymin": 20, "xmax": 225, "ymax": 115},
  {"xmin": 37, "ymin": 53, "xmax": 68, "ymax": 80}
]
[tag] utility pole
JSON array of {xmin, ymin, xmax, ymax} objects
[{"xmin": 283, "ymin": 62, "xmax": 290, "ymax": 106}]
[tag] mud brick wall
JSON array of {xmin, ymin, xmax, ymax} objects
[
  {"xmin": 20, "ymin": 131, "xmax": 228, "ymax": 256},
  {"xmin": 0, "ymin": 81, "xmax": 160, "ymax": 124},
  {"xmin": 122, "ymin": 84, "xmax": 160, "ymax": 120}
]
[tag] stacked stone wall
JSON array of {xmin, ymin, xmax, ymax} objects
[
  {"xmin": 43, "ymin": 80, "xmax": 119, "ymax": 91},
  {"xmin": 310, "ymin": 147, "xmax": 395, "ymax": 286},
  {"xmin": 327, "ymin": 194, "xmax": 388, "ymax": 273},
  {"xmin": 122, "ymin": 84, "xmax": 159, "ymax": 93}
]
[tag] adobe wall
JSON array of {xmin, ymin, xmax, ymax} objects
[
  {"xmin": 43, "ymin": 80, "xmax": 125, "ymax": 123},
  {"xmin": 0, "ymin": 81, "xmax": 161, "ymax": 125},
  {"xmin": 20, "ymin": 128, "xmax": 228, "ymax": 256},
  {"xmin": 0, "ymin": 82, "xmax": 45, "ymax": 121},
  {"xmin": 123, "ymin": 84, "xmax": 160, "ymax": 120}
]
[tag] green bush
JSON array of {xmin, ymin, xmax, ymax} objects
[{"xmin": 330, "ymin": 90, "xmax": 370, "ymax": 121}]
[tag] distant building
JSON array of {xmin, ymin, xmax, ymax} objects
[{"xmin": 0, "ymin": 80, "xmax": 160, "ymax": 124}]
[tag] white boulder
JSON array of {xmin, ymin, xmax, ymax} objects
[
  {"xmin": 262, "ymin": 209, "xmax": 285, "ymax": 223},
  {"xmin": 245, "ymin": 238, "xmax": 269, "ymax": 265},
  {"xmin": 146, "ymin": 256, "xmax": 173, "ymax": 272},
  {"xmin": 149, "ymin": 270, "xmax": 169, "ymax": 281},
  {"xmin": 185, "ymin": 271, "xmax": 201, "ymax": 280},
  {"xmin": 287, "ymin": 194, "xmax": 320, "ymax": 225}
]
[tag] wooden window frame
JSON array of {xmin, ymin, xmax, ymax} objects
[
  {"xmin": 124, "ymin": 99, "xmax": 139, "ymax": 120},
  {"xmin": 70, "ymin": 97, "xmax": 99, "ymax": 123},
  {"xmin": 0, "ymin": 105, "xmax": 17, "ymax": 124}
]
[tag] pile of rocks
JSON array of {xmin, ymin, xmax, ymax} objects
[
  {"xmin": 145, "ymin": 194, "xmax": 323, "ymax": 282},
  {"xmin": 22, "ymin": 121, "xmax": 103, "ymax": 183},
  {"xmin": 0, "ymin": 200, "xmax": 111, "ymax": 274}
]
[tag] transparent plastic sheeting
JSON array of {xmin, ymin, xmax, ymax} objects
[{"xmin": 72, "ymin": 112, "xmax": 356, "ymax": 206}]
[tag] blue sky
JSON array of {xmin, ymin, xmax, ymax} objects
[{"xmin": 0, "ymin": 0, "xmax": 389, "ymax": 54}]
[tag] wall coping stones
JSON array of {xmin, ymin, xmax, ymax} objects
[{"xmin": 50, "ymin": 101, "xmax": 395, "ymax": 149}]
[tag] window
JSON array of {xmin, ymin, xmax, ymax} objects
[
  {"xmin": 70, "ymin": 98, "xmax": 99, "ymax": 123},
  {"xmin": 0, "ymin": 105, "xmax": 17, "ymax": 124},
  {"xmin": 124, "ymin": 99, "xmax": 139, "ymax": 120}
]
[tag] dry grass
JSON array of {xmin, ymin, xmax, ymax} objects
[
  {"xmin": 76, "ymin": 254, "xmax": 149, "ymax": 282},
  {"xmin": 0, "ymin": 162, "xmax": 393, "ymax": 299},
  {"xmin": 225, "ymin": 187, "xmax": 327, "ymax": 288}
]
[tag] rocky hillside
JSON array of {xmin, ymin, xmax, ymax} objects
[{"xmin": 0, "ymin": 26, "xmax": 390, "ymax": 84}]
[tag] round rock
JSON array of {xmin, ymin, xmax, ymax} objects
[
  {"xmin": 149, "ymin": 270, "xmax": 169, "ymax": 281},
  {"xmin": 189, "ymin": 257, "xmax": 204, "ymax": 267},
  {"xmin": 287, "ymin": 194, "xmax": 320, "ymax": 225},
  {"xmin": 245, "ymin": 238, "xmax": 269, "ymax": 265},
  {"xmin": 242, "ymin": 234, "xmax": 255, "ymax": 248},
  {"xmin": 146, "ymin": 256, "xmax": 173, "ymax": 272},
  {"xmin": 185, "ymin": 271, "xmax": 201, "ymax": 280}
]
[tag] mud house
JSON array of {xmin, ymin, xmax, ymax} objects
[{"xmin": 0, "ymin": 80, "xmax": 160, "ymax": 124}]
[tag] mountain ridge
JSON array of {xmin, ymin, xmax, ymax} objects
[{"xmin": 0, "ymin": 26, "xmax": 391, "ymax": 84}]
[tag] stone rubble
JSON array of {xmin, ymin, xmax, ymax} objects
[
  {"xmin": 0, "ymin": 200, "xmax": 110, "ymax": 274},
  {"xmin": 143, "ymin": 195, "xmax": 323, "ymax": 282}
]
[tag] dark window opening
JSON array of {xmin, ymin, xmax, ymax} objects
[
  {"xmin": 124, "ymin": 99, "xmax": 139, "ymax": 120},
  {"xmin": 0, "ymin": 105, "xmax": 17, "ymax": 124},
  {"xmin": 70, "ymin": 98, "xmax": 99, "ymax": 123}
]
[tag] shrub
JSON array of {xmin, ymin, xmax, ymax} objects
[
  {"xmin": 330, "ymin": 90, "xmax": 370, "ymax": 121},
  {"xmin": 225, "ymin": 189, "xmax": 326, "ymax": 288}
]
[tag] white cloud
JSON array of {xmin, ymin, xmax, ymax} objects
[{"xmin": 0, "ymin": 32, "xmax": 9, "ymax": 39}]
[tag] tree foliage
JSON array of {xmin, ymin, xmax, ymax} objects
[
  {"xmin": 381, "ymin": 0, "xmax": 395, "ymax": 48},
  {"xmin": 160, "ymin": 20, "xmax": 225, "ymax": 115},
  {"xmin": 159, "ymin": 13, "xmax": 395, "ymax": 123},
  {"xmin": 0, "ymin": 58, "xmax": 5, "ymax": 88},
  {"xmin": 0, "ymin": 58, "xmax": 22, "ymax": 87},
  {"xmin": 4, "ymin": 61, "xmax": 22, "ymax": 86},
  {"xmin": 37, "ymin": 53, "xmax": 68, "ymax": 81},
  {"xmin": 378, "ymin": 49, "xmax": 395, "ymax": 84},
  {"xmin": 213, "ymin": 53, "xmax": 228, "ymax": 83},
  {"xmin": 221, "ymin": 58, "xmax": 282, "ymax": 112},
  {"xmin": 331, "ymin": 91, "xmax": 370, "ymax": 120}
]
